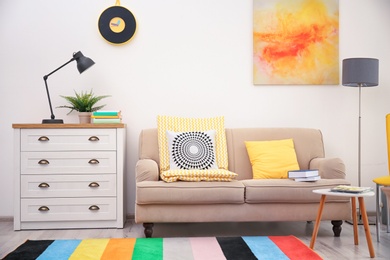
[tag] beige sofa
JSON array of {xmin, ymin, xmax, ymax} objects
[{"xmin": 135, "ymin": 128, "xmax": 351, "ymax": 237}]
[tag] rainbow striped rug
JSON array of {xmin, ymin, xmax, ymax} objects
[{"xmin": 4, "ymin": 235, "xmax": 322, "ymax": 260}]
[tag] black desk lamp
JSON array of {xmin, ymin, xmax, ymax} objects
[{"xmin": 42, "ymin": 51, "xmax": 95, "ymax": 124}]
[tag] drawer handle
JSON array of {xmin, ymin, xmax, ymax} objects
[
  {"xmin": 38, "ymin": 206, "xmax": 50, "ymax": 212},
  {"xmin": 89, "ymin": 205, "xmax": 100, "ymax": 211},
  {"xmin": 88, "ymin": 159, "xmax": 100, "ymax": 164},
  {"xmin": 38, "ymin": 159, "xmax": 50, "ymax": 165},
  {"xmin": 38, "ymin": 136, "xmax": 50, "ymax": 142},
  {"xmin": 38, "ymin": 182, "xmax": 50, "ymax": 188},
  {"xmin": 88, "ymin": 136, "xmax": 100, "ymax": 141},
  {"xmin": 88, "ymin": 182, "xmax": 100, "ymax": 188}
]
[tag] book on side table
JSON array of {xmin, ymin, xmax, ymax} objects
[{"xmin": 330, "ymin": 185, "xmax": 373, "ymax": 194}]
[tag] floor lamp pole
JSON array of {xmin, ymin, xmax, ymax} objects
[
  {"xmin": 357, "ymin": 84, "xmax": 363, "ymax": 224},
  {"xmin": 358, "ymin": 83, "xmax": 362, "ymax": 188},
  {"xmin": 356, "ymin": 84, "xmax": 375, "ymax": 225}
]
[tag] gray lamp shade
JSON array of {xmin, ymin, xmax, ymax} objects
[
  {"xmin": 342, "ymin": 58, "xmax": 379, "ymax": 87},
  {"xmin": 73, "ymin": 51, "xmax": 95, "ymax": 74}
]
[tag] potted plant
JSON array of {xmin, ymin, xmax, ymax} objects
[{"xmin": 57, "ymin": 89, "xmax": 110, "ymax": 123}]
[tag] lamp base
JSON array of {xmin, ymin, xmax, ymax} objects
[{"xmin": 42, "ymin": 119, "xmax": 64, "ymax": 124}]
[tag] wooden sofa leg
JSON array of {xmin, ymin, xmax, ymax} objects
[
  {"xmin": 143, "ymin": 223, "xmax": 154, "ymax": 238},
  {"xmin": 331, "ymin": 220, "xmax": 343, "ymax": 237}
]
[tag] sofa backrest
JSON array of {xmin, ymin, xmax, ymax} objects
[
  {"xmin": 138, "ymin": 128, "xmax": 325, "ymax": 180},
  {"xmin": 225, "ymin": 128, "xmax": 324, "ymax": 180}
]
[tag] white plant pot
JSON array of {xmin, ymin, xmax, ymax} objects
[{"xmin": 78, "ymin": 112, "xmax": 92, "ymax": 124}]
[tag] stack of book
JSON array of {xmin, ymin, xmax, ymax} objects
[
  {"xmin": 91, "ymin": 111, "xmax": 122, "ymax": 124},
  {"xmin": 287, "ymin": 169, "xmax": 320, "ymax": 182}
]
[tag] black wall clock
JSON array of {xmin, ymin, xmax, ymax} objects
[{"xmin": 98, "ymin": 4, "xmax": 136, "ymax": 45}]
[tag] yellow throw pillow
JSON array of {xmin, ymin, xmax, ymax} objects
[
  {"xmin": 157, "ymin": 116, "xmax": 228, "ymax": 173},
  {"xmin": 160, "ymin": 169, "xmax": 238, "ymax": 183},
  {"xmin": 245, "ymin": 139, "xmax": 300, "ymax": 179}
]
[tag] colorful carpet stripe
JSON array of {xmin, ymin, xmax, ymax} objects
[{"xmin": 4, "ymin": 235, "xmax": 322, "ymax": 260}]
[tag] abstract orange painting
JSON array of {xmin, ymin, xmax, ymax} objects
[{"xmin": 253, "ymin": 0, "xmax": 339, "ymax": 85}]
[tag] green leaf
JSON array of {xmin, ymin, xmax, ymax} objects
[{"xmin": 57, "ymin": 89, "xmax": 110, "ymax": 115}]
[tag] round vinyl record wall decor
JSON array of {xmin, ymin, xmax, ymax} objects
[{"xmin": 98, "ymin": 4, "xmax": 136, "ymax": 45}]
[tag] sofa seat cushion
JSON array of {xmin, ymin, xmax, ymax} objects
[
  {"xmin": 242, "ymin": 179, "xmax": 351, "ymax": 204},
  {"xmin": 136, "ymin": 181, "xmax": 245, "ymax": 205}
]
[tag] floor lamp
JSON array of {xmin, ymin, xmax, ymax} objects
[{"xmin": 342, "ymin": 57, "xmax": 379, "ymax": 224}]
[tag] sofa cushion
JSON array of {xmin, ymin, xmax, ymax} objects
[
  {"xmin": 157, "ymin": 116, "xmax": 229, "ymax": 172},
  {"xmin": 242, "ymin": 179, "xmax": 351, "ymax": 203},
  {"xmin": 136, "ymin": 181, "xmax": 245, "ymax": 204},
  {"xmin": 167, "ymin": 130, "xmax": 218, "ymax": 170},
  {"xmin": 245, "ymin": 139, "xmax": 300, "ymax": 179}
]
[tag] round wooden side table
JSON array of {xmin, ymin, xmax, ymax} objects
[{"xmin": 310, "ymin": 188, "xmax": 375, "ymax": 258}]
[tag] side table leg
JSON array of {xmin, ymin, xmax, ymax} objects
[
  {"xmin": 358, "ymin": 197, "xmax": 375, "ymax": 258},
  {"xmin": 310, "ymin": 195, "xmax": 326, "ymax": 249},
  {"xmin": 351, "ymin": 197, "xmax": 358, "ymax": 245}
]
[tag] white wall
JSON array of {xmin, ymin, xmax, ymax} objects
[{"xmin": 0, "ymin": 0, "xmax": 389, "ymax": 217}]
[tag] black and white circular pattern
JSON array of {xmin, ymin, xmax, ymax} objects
[{"xmin": 171, "ymin": 131, "xmax": 216, "ymax": 170}]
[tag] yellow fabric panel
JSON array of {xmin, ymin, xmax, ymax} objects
[
  {"xmin": 245, "ymin": 139, "xmax": 300, "ymax": 179},
  {"xmin": 386, "ymin": 114, "xmax": 390, "ymax": 173},
  {"xmin": 373, "ymin": 176, "xmax": 390, "ymax": 186},
  {"xmin": 70, "ymin": 239, "xmax": 109, "ymax": 260},
  {"xmin": 157, "ymin": 116, "xmax": 228, "ymax": 173},
  {"xmin": 375, "ymin": 114, "xmax": 390, "ymax": 186},
  {"xmin": 160, "ymin": 169, "xmax": 238, "ymax": 183}
]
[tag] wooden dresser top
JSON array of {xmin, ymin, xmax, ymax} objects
[{"xmin": 12, "ymin": 123, "xmax": 126, "ymax": 129}]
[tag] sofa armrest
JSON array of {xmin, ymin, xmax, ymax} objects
[
  {"xmin": 136, "ymin": 159, "xmax": 159, "ymax": 182},
  {"xmin": 310, "ymin": 158, "xmax": 346, "ymax": 179}
]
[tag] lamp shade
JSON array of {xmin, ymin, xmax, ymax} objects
[
  {"xmin": 73, "ymin": 51, "xmax": 95, "ymax": 74},
  {"xmin": 342, "ymin": 58, "xmax": 379, "ymax": 87}
]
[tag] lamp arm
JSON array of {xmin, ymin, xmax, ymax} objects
[
  {"xmin": 43, "ymin": 57, "xmax": 76, "ymax": 120},
  {"xmin": 43, "ymin": 78, "xmax": 55, "ymax": 120},
  {"xmin": 43, "ymin": 57, "xmax": 75, "ymax": 80}
]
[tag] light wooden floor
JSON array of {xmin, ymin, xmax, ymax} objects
[{"xmin": 1, "ymin": 219, "xmax": 389, "ymax": 259}]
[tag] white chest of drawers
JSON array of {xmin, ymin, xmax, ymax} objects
[{"xmin": 13, "ymin": 124, "xmax": 126, "ymax": 230}]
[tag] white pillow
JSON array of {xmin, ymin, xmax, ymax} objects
[{"xmin": 167, "ymin": 130, "xmax": 218, "ymax": 170}]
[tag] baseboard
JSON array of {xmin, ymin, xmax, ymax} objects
[
  {"xmin": 125, "ymin": 213, "xmax": 379, "ymax": 220},
  {"xmin": 0, "ymin": 212, "xmax": 378, "ymax": 223},
  {"xmin": 126, "ymin": 214, "xmax": 135, "ymax": 220},
  {"xmin": 0, "ymin": 216, "xmax": 13, "ymax": 222}
]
